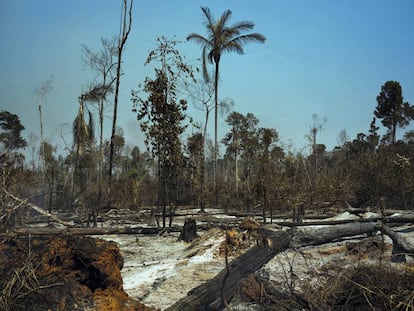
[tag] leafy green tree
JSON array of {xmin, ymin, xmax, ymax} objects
[
  {"xmin": 222, "ymin": 111, "xmax": 245, "ymax": 194},
  {"xmin": 132, "ymin": 37, "xmax": 193, "ymax": 227},
  {"xmin": 374, "ymin": 80, "xmax": 414, "ymax": 144},
  {"xmin": 0, "ymin": 110, "xmax": 27, "ymax": 198},
  {"xmin": 222, "ymin": 111, "xmax": 259, "ymax": 210},
  {"xmin": 0, "ymin": 111, "xmax": 27, "ymax": 153},
  {"xmin": 367, "ymin": 117, "xmax": 380, "ymax": 152},
  {"xmin": 135, "ymin": 71, "xmax": 187, "ymax": 227},
  {"xmin": 187, "ymin": 7, "xmax": 266, "ymax": 205}
]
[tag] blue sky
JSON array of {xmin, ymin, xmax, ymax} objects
[{"xmin": 1, "ymin": 0, "xmax": 414, "ymax": 157}]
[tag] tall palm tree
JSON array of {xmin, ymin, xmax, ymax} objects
[{"xmin": 187, "ymin": 6, "xmax": 266, "ymax": 205}]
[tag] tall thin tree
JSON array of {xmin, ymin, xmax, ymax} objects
[
  {"xmin": 82, "ymin": 37, "xmax": 117, "ymax": 208},
  {"xmin": 187, "ymin": 6, "xmax": 266, "ymax": 205},
  {"xmin": 108, "ymin": 0, "xmax": 133, "ymax": 207},
  {"xmin": 36, "ymin": 77, "xmax": 53, "ymax": 209}
]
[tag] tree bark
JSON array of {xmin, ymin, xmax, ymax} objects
[
  {"xmin": 213, "ymin": 59, "xmax": 219, "ymax": 207},
  {"xmin": 2, "ymin": 226, "xmax": 182, "ymax": 237}
]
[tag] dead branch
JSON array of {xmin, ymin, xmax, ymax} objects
[{"xmin": 3, "ymin": 190, "xmax": 73, "ymax": 228}]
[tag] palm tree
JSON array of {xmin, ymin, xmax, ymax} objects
[
  {"xmin": 187, "ymin": 6, "xmax": 266, "ymax": 205},
  {"xmin": 73, "ymin": 98, "xmax": 94, "ymax": 160}
]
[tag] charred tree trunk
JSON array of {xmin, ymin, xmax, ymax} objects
[
  {"xmin": 166, "ymin": 231, "xmax": 291, "ymax": 311},
  {"xmin": 178, "ymin": 218, "xmax": 199, "ymax": 242},
  {"xmin": 4, "ymin": 226, "xmax": 181, "ymax": 237}
]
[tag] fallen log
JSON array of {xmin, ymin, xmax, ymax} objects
[
  {"xmin": 289, "ymin": 222, "xmax": 380, "ymax": 247},
  {"xmin": 1, "ymin": 226, "xmax": 182, "ymax": 237},
  {"xmin": 275, "ymin": 216, "xmax": 414, "ymax": 227},
  {"xmin": 166, "ymin": 222, "xmax": 383, "ymax": 310},
  {"xmin": 3, "ymin": 190, "xmax": 73, "ymax": 227},
  {"xmin": 382, "ymin": 225, "xmax": 414, "ymax": 254},
  {"xmin": 165, "ymin": 230, "xmax": 291, "ymax": 311}
]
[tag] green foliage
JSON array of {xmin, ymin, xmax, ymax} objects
[
  {"xmin": 132, "ymin": 37, "xmax": 193, "ymax": 226},
  {"xmin": 375, "ymin": 80, "xmax": 414, "ymax": 144},
  {"xmin": 0, "ymin": 111, "xmax": 27, "ymax": 152},
  {"xmin": 187, "ymin": 7, "xmax": 266, "ymax": 205}
]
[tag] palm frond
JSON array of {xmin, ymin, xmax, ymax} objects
[
  {"xmin": 72, "ymin": 101, "xmax": 90, "ymax": 155},
  {"xmin": 87, "ymin": 109, "xmax": 95, "ymax": 143},
  {"xmin": 231, "ymin": 21, "xmax": 255, "ymax": 32},
  {"xmin": 201, "ymin": 6, "xmax": 215, "ymax": 30},
  {"xmin": 217, "ymin": 9, "xmax": 232, "ymax": 31},
  {"xmin": 202, "ymin": 46, "xmax": 211, "ymax": 83},
  {"xmin": 187, "ymin": 33, "xmax": 212, "ymax": 48},
  {"xmin": 224, "ymin": 33, "xmax": 266, "ymax": 54}
]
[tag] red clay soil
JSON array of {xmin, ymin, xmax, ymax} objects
[{"xmin": 0, "ymin": 235, "xmax": 158, "ymax": 311}]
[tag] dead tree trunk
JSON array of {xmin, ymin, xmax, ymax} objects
[
  {"xmin": 382, "ymin": 225, "xmax": 414, "ymax": 263},
  {"xmin": 289, "ymin": 222, "xmax": 379, "ymax": 247},
  {"xmin": 2, "ymin": 226, "xmax": 182, "ymax": 237},
  {"xmin": 165, "ymin": 231, "xmax": 291, "ymax": 311},
  {"xmin": 382, "ymin": 225, "xmax": 414, "ymax": 254},
  {"xmin": 178, "ymin": 218, "xmax": 199, "ymax": 242}
]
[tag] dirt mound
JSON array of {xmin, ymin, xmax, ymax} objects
[{"xmin": 0, "ymin": 235, "xmax": 157, "ymax": 311}]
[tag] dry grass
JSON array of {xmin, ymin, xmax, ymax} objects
[
  {"xmin": 301, "ymin": 263, "xmax": 414, "ymax": 310},
  {"xmin": 0, "ymin": 250, "xmax": 40, "ymax": 311}
]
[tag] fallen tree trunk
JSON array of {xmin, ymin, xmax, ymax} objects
[
  {"xmin": 166, "ymin": 222, "xmax": 383, "ymax": 310},
  {"xmin": 165, "ymin": 230, "xmax": 291, "ymax": 311},
  {"xmin": 382, "ymin": 225, "xmax": 414, "ymax": 254},
  {"xmin": 1, "ymin": 226, "xmax": 182, "ymax": 237},
  {"xmin": 3, "ymin": 190, "xmax": 73, "ymax": 227},
  {"xmin": 275, "ymin": 216, "xmax": 414, "ymax": 227},
  {"xmin": 289, "ymin": 222, "xmax": 379, "ymax": 247}
]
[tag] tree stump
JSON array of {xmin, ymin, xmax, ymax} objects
[
  {"xmin": 292, "ymin": 202, "xmax": 305, "ymax": 223},
  {"xmin": 178, "ymin": 218, "xmax": 199, "ymax": 242}
]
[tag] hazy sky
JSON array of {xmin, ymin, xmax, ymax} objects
[{"xmin": 1, "ymin": 0, "xmax": 414, "ymax": 156}]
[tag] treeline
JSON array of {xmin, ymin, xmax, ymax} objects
[
  {"xmin": 2, "ymin": 5, "xmax": 414, "ymax": 228},
  {"xmin": 1, "ymin": 78, "xmax": 414, "ymax": 228}
]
